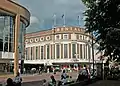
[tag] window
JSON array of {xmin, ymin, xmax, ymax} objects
[
  {"xmin": 31, "ymin": 47, "xmax": 33, "ymax": 60},
  {"xmin": 25, "ymin": 39, "xmax": 28, "ymax": 43},
  {"xmin": 84, "ymin": 36, "xmax": 88, "ymax": 40},
  {"xmin": 47, "ymin": 45, "xmax": 50, "ymax": 59},
  {"xmin": 25, "ymin": 48, "xmax": 28, "ymax": 60},
  {"xmin": 64, "ymin": 44, "xmax": 68, "ymax": 58},
  {"xmin": 84, "ymin": 45, "xmax": 86, "ymax": 59},
  {"xmin": 80, "ymin": 44, "xmax": 82, "ymax": 59},
  {"xmin": 30, "ymin": 39, "xmax": 33, "ymax": 43},
  {"xmin": 72, "ymin": 44, "xmax": 76, "ymax": 58},
  {"xmin": 56, "ymin": 44, "xmax": 60, "ymax": 59},
  {"xmin": 79, "ymin": 35, "xmax": 82, "ymax": 40},
  {"xmin": 64, "ymin": 34, "xmax": 68, "ymax": 39},
  {"xmin": 0, "ymin": 16, "xmax": 15, "ymax": 52},
  {"xmin": 40, "ymin": 37, "xmax": 44, "ymax": 41},
  {"xmin": 41, "ymin": 46, "xmax": 44, "ymax": 59},
  {"xmin": 46, "ymin": 36, "xmax": 50, "ymax": 40},
  {"xmin": 83, "ymin": 36, "xmax": 84, "ymax": 40},
  {"xmin": 56, "ymin": 35, "xmax": 59, "ymax": 39},
  {"xmin": 35, "ymin": 38, "xmax": 39, "ymax": 42},
  {"xmin": 36, "ymin": 46, "xmax": 39, "ymax": 59}
]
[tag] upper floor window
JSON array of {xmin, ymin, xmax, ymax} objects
[
  {"xmin": 55, "ymin": 34, "xmax": 61, "ymax": 40},
  {"xmin": 25, "ymin": 39, "xmax": 28, "ymax": 43},
  {"xmin": 63, "ymin": 34, "xmax": 68, "ymax": 39},
  {"xmin": 56, "ymin": 35, "xmax": 59, "ymax": 39},
  {"xmin": 46, "ymin": 36, "xmax": 50, "ymax": 40},
  {"xmin": 40, "ymin": 37, "xmax": 44, "ymax": 41},
  {"xmin": 35, "ymin": 38, "xmax": 39, "ymax": 42},
  {"xmin": 84, "ymin": 36, "xmax": 88, "ymax": 40},
  {"xmin": 79, "ymin": 35, "xmax": 83, "ymax": 40},
  {"xmin": 30, "ymin": 39, "xmax": 33, "ymax": 43}
]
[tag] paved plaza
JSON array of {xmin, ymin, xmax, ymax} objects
[
  {"xmin": 1, "ymin": 72, "xmax": 120, "ymax": 86},
  {"xmin": 0, "ymin": 72, "xmax": 78, "ymax": 85}
]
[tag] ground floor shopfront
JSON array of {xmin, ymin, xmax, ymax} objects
[
  {"xmin": 0, "ymin": 59, "xmax": 12, "ymax": 73},
  {"xmin": 23, "ymin": 62, "xmax": 96, "ymax": 73}
]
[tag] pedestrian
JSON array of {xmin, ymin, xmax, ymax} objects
[
  {"xmin": 43, "ymin": 79, "xmax": 47, "ymax": 86},
  {"xmin": 6, "ymin": 78, "xmax": 15, "ymax": 86},
  {"xmin": 48, "ymin": 75, "xmax": 56, "ymax": 86},
  {"xmin": 58, "ymin": 81, "xmax": 62, "ymax": 86},
  {"xmin": 61, "ymin": 70, "xmax": 67, "ymax": 80},
  {"xmin": 13, "ymin": 72, "xmax": 22, "ymax": 86},
  {"xmin": 61, "ymin": 70, "xmax": 67, "ymax": 85},
  {"xmin": 23, "ymin": 68, "xmax": 26, "ymax": 74}
]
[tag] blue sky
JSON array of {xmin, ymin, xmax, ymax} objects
[{"xmin": 19, "ymin": 0, "xmax": 86, "ymax": 33}]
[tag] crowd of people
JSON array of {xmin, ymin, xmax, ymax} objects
[
  {"xmin": 43, "ymin": 65, "xmax": 91, "ymax": 86},
  {"xmin": 5, "ymin": 65, "xmax": 93, "ymax": 86}
]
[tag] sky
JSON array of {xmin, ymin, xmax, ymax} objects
[{"xmin": 19, "ymin": 0, "xmax": 86, "ymax": 33}]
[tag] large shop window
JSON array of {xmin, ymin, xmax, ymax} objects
[
  {"xmin": 36, "ymin": 46, "xmax": 39, "ymax": 59},
  {"xmin": 56, "ymin": 44, "xmax": 60, "ymax": 59},
  {"xmin": 41, "ymin": 46, "xmax": 44, "ymax": 59},
  {"xmin": 64, "ymin": 44, "xmax": 68, "ymax": 58},
  {"xmin": 19, "ymin": 21, "xmax": 26, "ymax": 59},
  {"xmin": 72, "ymin": 44, "xmax": 76, "ymax": 58},
  {"xmin": 47, "ymin": 45, "xmax": 50, "ymax": 59},
  {"xmin": 30, "ymin": 47, "xmax": 33, "ymax": 60},
  {"xmin": 80, "ymin": 44, "xmax": 82, "ymax": 59},
  {"xmin": 0, "ymin": 16, "xmax": 14, "ymax": 52}
]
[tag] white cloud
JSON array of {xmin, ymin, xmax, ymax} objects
[
  {"xmin": 26, "ymin": 16, "xmax": 40, "ymax": 33},
  {"xmin": 30, "ymin": 16, "xmax": 39, "ymax": 24},
  {"xmin": 19, "ymin": 0, "xmax": 86, "ymax": 32}
]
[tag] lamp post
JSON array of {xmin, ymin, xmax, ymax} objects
[
  {"xmin": 87, "ymin": 41, "xmax": 91, "ymax": 71},
  {"xmin": 91, "ymin": 32, "xmax": 95, "ymax": 74}
]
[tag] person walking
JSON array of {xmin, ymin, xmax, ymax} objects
[
  {"xmin": 43, "ymin": 79, "xmax": 47, "ymax": 86},
  {"xmin": 6, "ymin": 78, "xmax": 15, "ymax": 86},
  {"xmin": 61, "ymin": 70, "xmax": 67, "ymax": 85},
  {"xmin": 48, "ymin": 75, "xmax": 56, "ymax": 86},
  {"xmin": 13, "ymin": 72, "xmax": 22, "ymax": 86}
]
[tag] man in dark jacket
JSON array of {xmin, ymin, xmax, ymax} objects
[{"xmin": 6, "ymin": 78, "xmax": 15, "ymax": 86}]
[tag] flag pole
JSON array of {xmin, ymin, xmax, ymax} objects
[
  {"xmin": 78, "ymin": 15, "xmax": 80, "ymax": 26},
  {"xmin": 53, "ymin": 14, "xmax": 56, "ymax": 28},
  {"xmin": 64, "ymin": 12, "xmax": 65, "ymax": 27}
]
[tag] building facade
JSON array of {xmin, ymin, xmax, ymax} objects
[
  {"xmin": 0, "ymin": 0, "xmax": 30, "ymax": 74},
  {"xmin": 25, "ymin": 27, "xmax": 100, "ymax": 70}
]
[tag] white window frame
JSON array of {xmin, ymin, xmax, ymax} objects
[
  {"xmin": 46, "ymin": 36, "xmax": 50, "ymax": 41},
  {"xmin": 35, "ymin": 38, "xmax": 39, "ymax": 42},
  {"xmin": 40, "ymin": 37, "xmax": 44, "ymax": 41},
  {"xmin": 63, "ymin": 34, "xmax": 68, "ymax": 39},
  {"xmin": 79, "ymin": 35, "xmax": 83, "ymax": 40},
  {"xmin": 30, "ymin": 39, "xmax": 33, "ymax": 43}
]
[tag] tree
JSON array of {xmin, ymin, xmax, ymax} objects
[{"xmin": 82, "ymin": 0, "xmax": 120, "ymax": 63}]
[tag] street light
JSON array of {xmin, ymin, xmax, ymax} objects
[
  {"xmin": 87, "ymin": 40, "xmax": 91, "ymax": 71},
  {"xmin": 91, "ymin": 32, "xmax": 95, "ymax": 74}
]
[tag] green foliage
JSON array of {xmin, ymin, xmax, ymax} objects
[{"xmin": 82, "ymin": 0, "xmax": 120, "ymax": 62}]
